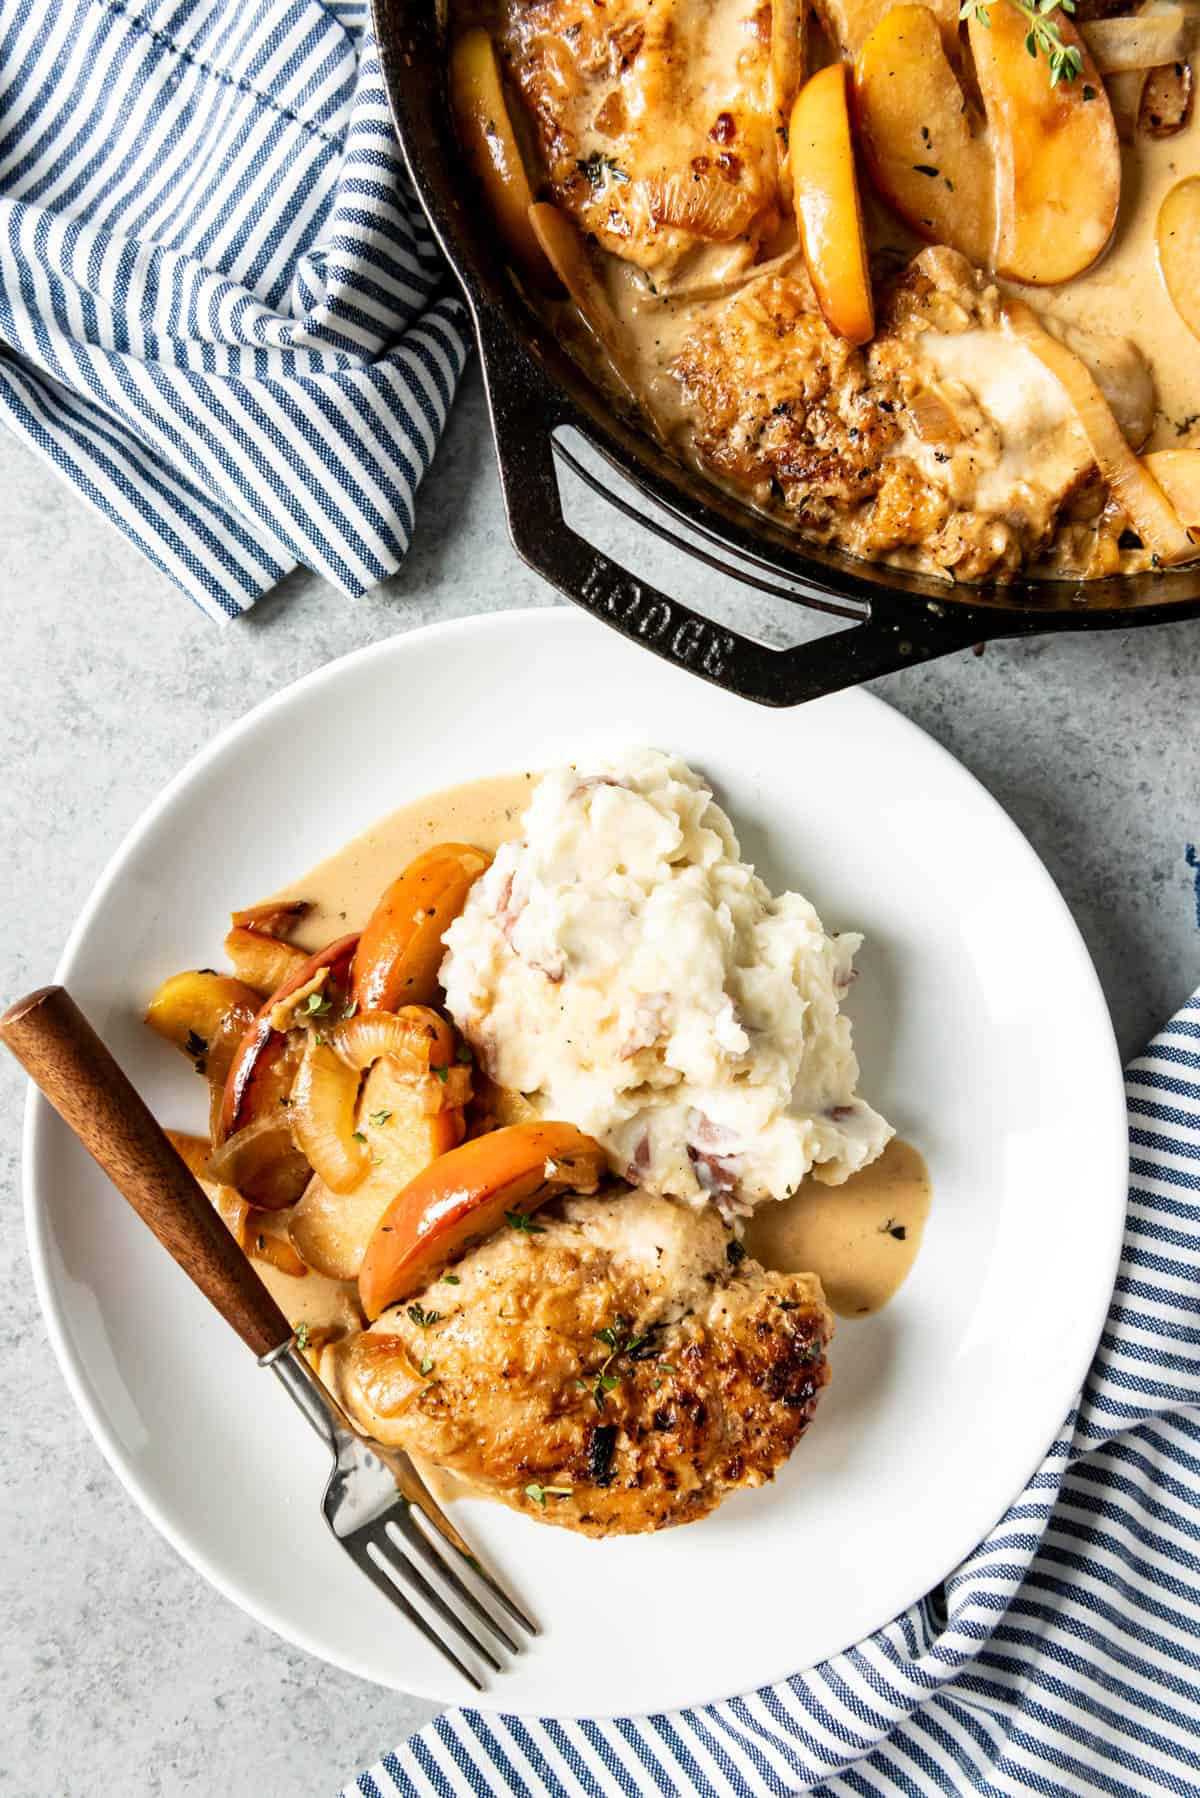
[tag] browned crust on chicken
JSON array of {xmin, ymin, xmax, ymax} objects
[
  {"xmin": 327, "ymin": 1190, "xmax": 833, "ymax": 1536},
  {"xmin": 498, "ymin": 0, "xmax": 782, "ymax": 277},
  {"xmin": 671, "ymin": 246, "xmax": 1119, "ymax": 580}
]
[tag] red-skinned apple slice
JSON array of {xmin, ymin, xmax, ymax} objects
[
  {"xmin": 358, "ymin": 1122, "xmax": 606, "ymax": 1319},
  {"xmin": 350, "ymin": 844, "xmax": 488, "ymax": 1014},
  {"xmin": 220, "ymin": 931, "xmax": 359, "ymax": 1140}
]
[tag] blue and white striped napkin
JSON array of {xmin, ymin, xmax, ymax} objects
[
  {"xmin": 343, "ymin": 988, "xmax": 1200, "ymax": 1798},
  {"xmin": 0, "ymin": 0, "xmax": 470, "ymax": 620}
]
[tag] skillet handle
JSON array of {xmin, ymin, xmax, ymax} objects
[{"xmin": 475, "ymin": 317, "xmax": 995, "ymax": 706}]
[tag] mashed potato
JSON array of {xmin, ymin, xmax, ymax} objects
[{"xmin": 440, "ymin": 750, "xmax": 891, "ymax": 1210}]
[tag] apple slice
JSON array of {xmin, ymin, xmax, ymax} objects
[
  {"xmin": 853, "ymin": 6, "xmax": 993, "ymax": 269},
  {"xmin": 358, "ymin": 1122, "xmax": 606, "ymax": 1319},
  {"xmin": 450, "ymin": 29, "xmax": 553, "ymax": 288},
  {"xmin": 220, "ymin": 932, "xmax": 358, "ymax": 1139},
  {"xmin": 224, "ymin": 925, "xmax": 307, "ymax": 997},
  {"xmin": 289, "ymin": 1055, "xmax": 464, "ymax": 1281},
  {"xmin": 1157, "ymin": 176, "xmax": 1200, "ymax": 342},
  {"xmin": 1142, "ymin": 452, "xmax": 1200, "ymax": 532},
  {"xmin": 350, "ymin": 844, "xmax": 488, "ymax": 1014},
  {"xmin": 969, "ymin": 1, "xmax": 1119, "ymax": 284},
  {"xmin": 790, "ymin": 64, "xmax": 874, "ymax": 345},
  {"xmin": 146, "ymin": 970, "xmax": 260, "ymax": 1085}
]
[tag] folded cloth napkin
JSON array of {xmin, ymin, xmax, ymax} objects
[
  {"xmin": 342, "ymin": 989, "xmax": 1200, "ymax": 1798},
  {"xmin": 0, "ymin": 0, "xmax": 470, "ymax": 620}
]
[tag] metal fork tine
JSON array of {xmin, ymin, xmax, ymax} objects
[
  {"xmin": 374, "ymin": 1517, "xmax": 504, "ymax": 1673},
  {"xmin": 391, "ymin": 1459, "xmax": 539, "ymax": 1637},
  {"xmin": 341, "ymin": 1525, "xmax": 487, "ymax": 1692},
  {"xmin": 384, "ymin": 1503, "xmax": 521, "ymax": 1655}
]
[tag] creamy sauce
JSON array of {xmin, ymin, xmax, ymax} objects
[
  {"xmin": 264, "ymin": 771, "xmax": 539, "ymax": 953},
  {"xmin": 258, "ymin": 771, "xmax": 930, "ymax": 1336},
  {"xmin": 744, "ymin": 1137, "xmax": 932, "ymax": 1317},
  {"xmin": 1011, "ymin": 131, "xmax": 1200, "ymax": 451}
]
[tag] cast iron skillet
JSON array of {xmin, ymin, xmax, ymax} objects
[{"xmin": 373, "ymin": 0, "xmax": 1200, "ymax": 705}]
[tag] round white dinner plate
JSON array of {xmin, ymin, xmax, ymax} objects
[{"xmin": 24, "ymin": 607, "xmax": 1127, "ymax": 1718}]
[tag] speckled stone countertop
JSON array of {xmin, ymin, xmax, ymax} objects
[{"xmin": 2, "ymin": 362, "xmax": 1198, "ymax": 1797}]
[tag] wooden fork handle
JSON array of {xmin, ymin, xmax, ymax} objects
[{"xmin": 1, "ymin": 985, "xmax": 293, "ymax": 1360}]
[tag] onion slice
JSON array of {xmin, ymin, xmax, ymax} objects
[
  {"xmin": 1001, "ymin": 298, "xmax": 1197, "ymax": 565},
  {"xmin": 528, "ymin": 202, "xmax": 670, "ymax": 441},
  {"xmin": 1082, "ymin": 9, "xmax": 1188, "ymax": 71},
  {"xmin": 291, "ymin": 1040, "xmax": 368, "ymax": 1194},
  {"xmin": 329, "ymin": 1007, "xmax": 472, "ymax": 1113},
  {"xmin": 771, "ymin": 0, "xmax": 808, "ymax": 195},
  {"xmin": 205, "ymin": 1115, "xmax": 310, "ymax": 1210}
]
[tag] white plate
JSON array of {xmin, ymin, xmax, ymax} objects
[{"xmin": 25, "ymin": 608, "xmax": 1127, "ymax": 1719}]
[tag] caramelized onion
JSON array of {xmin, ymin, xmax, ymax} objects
[
  {"xmin": 1002, "ymin": 298, "xmax": 1197, "ymax": 564},
  {"xmin": 291, "ymin": 1040, "xmax": 368, "ymax": 1194},
  {"xmin": 230, "ymin": 899, "xmax": 311, "ymax": 938},
  {"xmin": 206, "ymin": 1115, "xmax": 310, "ymax": 1210},
  {"xmin": 329, "ymin": 1008, "xmax": 472, "ymax": 1113},
  {"xmin": 908, "ymin": 386, "xmax": 964, "ymax": 446},
  {"xmin": 640, "ymin": 171, "xmax": 760, "ymax": 241}
]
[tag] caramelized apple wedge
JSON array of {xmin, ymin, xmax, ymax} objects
[
  {"xmin": 220, "ymin": 932, "xmax": 358, "ymax": 1139},
  {"xmin": 853, "ymin": 6, "xmax": 993, "ymax": 269},
  {"xmin": 969, "ymin": 1, "xmax": 1118, "ymax": 284},
  {"xmin": 146, "ymin": 970, "xmax": 260, "ymax": 1085},
  {"xmin": 1157, "ymin": 176, "xmax": 1200, "ymax": 341},
  {"xmin": 350, "ymin": 844, "xmax": 488, "ymax": 1014},
  {"xmin": 358, "ymin": 1122, "xmax": 606, "ymax": 1319},
  {"xmin": 790, "ymin": 64, "xmax": 874, "ymax": 345},
  {"xmin": 450, "ymin": 29, "xmax": 553, "ymax": 287},
  {"xmin": 290, "ymin": 1054, "xmax": 465, "ymax": 1281}
]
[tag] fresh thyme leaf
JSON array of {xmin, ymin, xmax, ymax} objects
[
  {"xmin": 342, "ymin": 999, "xmax": 358, "ymax": 1020},
  {"xmin": 913, "ymin": 164, "xmax": 940, "ymax": 177},
  {"xmin": 407, "ymin": 1303, "xmax": 440, "ymax": 1327},
  {"xmin": 576, "ymin": 150, "xmax": 628, "ymax": 193},
  {"xmin": 368, "ymin": 1108, "xmax": 392, "ymax": 1126},
  {"xmin": 505, "ymin": 1209, "xmax": 546, "ymax": 1233},
  {"xmin": 300, "ymin": 991, "xmax": 332, "ymax": 1017},
  {"xmin": 959, "ymin": 0, "xmax": 1081, "ymax": 85},
  {"xmin": 294, "ymin": 1322, "xmax": 310, "ymax": 1351},
  {"xmin": 351, "ymin": 1130, "xmax": 367, "ymax": 1144},
  {"xmin": 525, "ymin": 1481, "xmax": 573, "ymax": 1505},
  {"xmin": 431, "ymin": 1063, "xmax": 449, "ymax": 1084},
  {"xmin": 419, "ymin": 1356, "xmax": 435, "ymax": 1376},
  {"xmin": 440, "ymin": 1272, "xmax": 461, "ymax": 1285},
  {"xmin": 184, "ymin": 1029, "xmax": 208, "ymax": 1059},
  {"xmin": 455, "ymin": 1041, "xmax": 473, "ymax": 1063}
]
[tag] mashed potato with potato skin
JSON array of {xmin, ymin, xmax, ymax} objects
[{"xmin": 440, "ymin": 750, "xmax": 891, "ymax": 1210}]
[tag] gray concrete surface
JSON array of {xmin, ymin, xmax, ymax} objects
[{"xmin": 2, "ymin": 359, "xmax": 1198, "ymax": 1797}]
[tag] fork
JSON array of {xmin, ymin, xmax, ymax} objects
[{"xmin": 0, "ymin": 985, "xmax": 537, "ymax": 1690}]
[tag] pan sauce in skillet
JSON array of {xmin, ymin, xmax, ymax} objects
[{"xmin": 450, "ymin": 0, "xmax": 1200, "ymax": 584}]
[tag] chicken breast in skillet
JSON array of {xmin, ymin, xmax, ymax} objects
[
  {"xmin": 327, "ymin": 1188, "xmax": 833, "ymax": 1536},
  {"xmin": 673, "ymin": 246, "xmax": 1155, "ymax": 580},
  {"xmin": 498, "ymin": 0, "xmax": 784, "ymax": 280}
]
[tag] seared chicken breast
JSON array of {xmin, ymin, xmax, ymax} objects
[
  {"xmin": 328, "ymin": 1189, "xmax": 833, "ymax": 1535},
  {"xmin": 673, "ymin": 246, "xmax": 1155, "ymax": 579},
  {"xmin": 499, "ymin": 0, "xmax": 783, "ymax": 280}
]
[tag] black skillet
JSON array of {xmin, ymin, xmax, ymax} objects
[{"xmin": 373, "ymin": 0, "xmax": 1200, "ymax": 706}]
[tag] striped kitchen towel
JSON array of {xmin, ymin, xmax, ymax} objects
[
  {"xmin": 343, "ymin": 988, "xmax": 1200, "ymax": 1798},
  {"xmin": 0, "ymin": 0, "xmax": 470, "ymax": 620}
]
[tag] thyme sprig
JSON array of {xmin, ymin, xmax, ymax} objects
[{"xmin": 959, "ymin": 0, "xmax": 1084, "ymax": 85}]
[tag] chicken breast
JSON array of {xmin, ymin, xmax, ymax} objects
[
  {"xmin": 327, "ymin": 1188, "xmax": 833, "ymax": 1536},
  {"xmin": 672, "ymin": 246, "xmax": 1155, "ymax": 580},
  {"xmin": 498, "ymin": 0, "xmax": 783, "ymax": 280}
]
